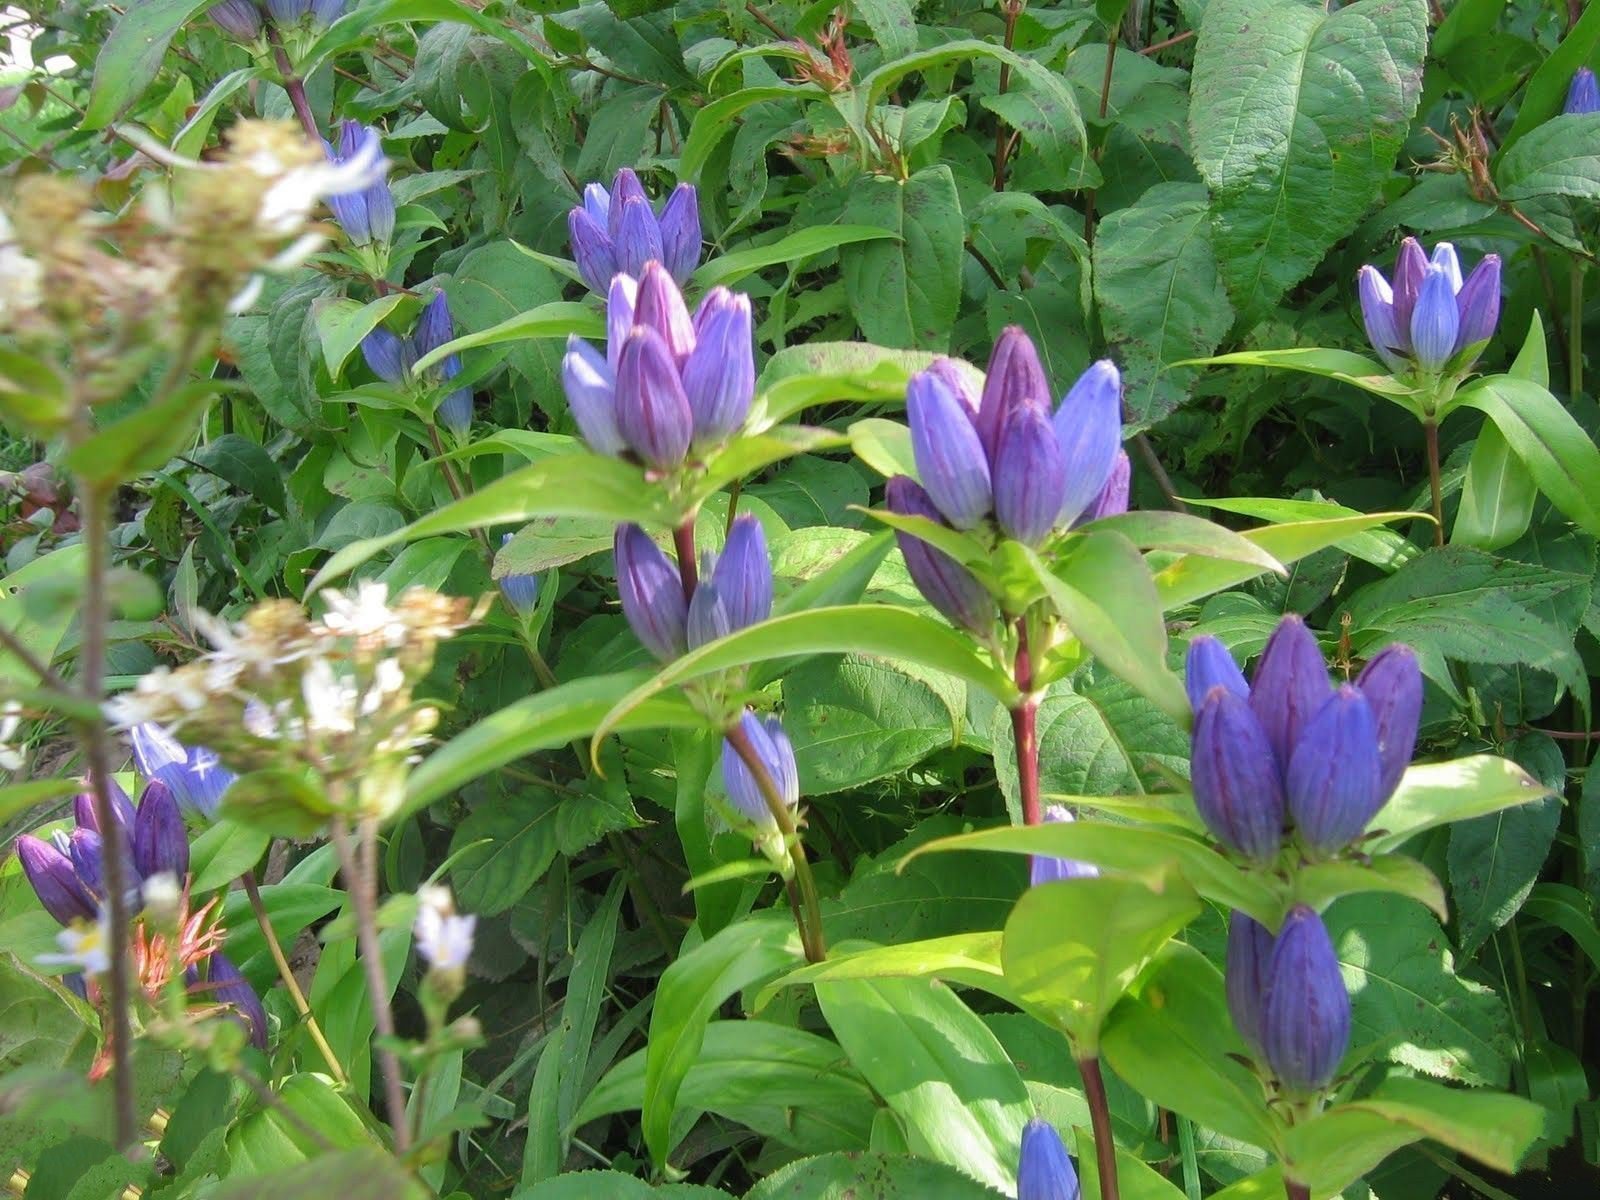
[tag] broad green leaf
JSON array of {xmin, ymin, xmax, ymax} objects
[
  {"xmin": 315, "ymin": 294, "xmax": 411, "ymax": 380},
  {"xmin": 188, "ymin": 823, "xmax": 271, "ymax": 894},
  {"xmin": 187, "ymin": 434, "xmax": 289, "ymax": 517},
  {"xmin": 84, "ymin": 0, "xmax": 212, "ymax": 128},
  {"xmin": 1099, "ymin": 945, "xmax": 1282, "ymax": 1148},
  {"xmin": 841, "ymin": 165, "xmax": 965, "ymax": 351},
  {"xmin": 556, "ymin": 877, "xmax": 626, "ymax": 1137},
  {"xmin": 1185, "ymin": 496, "xmax": 1419, "ymax": 571},
  {"xmin": 449, "ymin": 792, "xmax": 561, "ymax": 916},
  {"xmin": 1189, "ymin": 0, "xmax": 1427, "ymax": 320},
  {"xmin": 1453, "ymin": 374, "xmax": 1600, "ymax": 540},
  {"xmin": 1292, "ymin": 854, "xmax": 1446, "ymax": 920},
  {"xmin": 641, "ymin": 917, "xmax": 800, "ymax": 1167},
  {"xmin": 1185, "ymin": 347, "xmax": 1423, "ymax": 411},
  {"xmin": 744, "ymin": 1151, "xmax": 1009, "ymax": 1199},
  {"xmin": 1498, "ymin": 0, "xmax": 1600, "ymax": 153},
  {"xmin": 498, "ymin": 516, "xmax": 616, "ymax": 574},
  {"xmin": 1452, "ymin": 422, "xmax": 1538, "ymax": 551},
  {"xmin": 680, "ymin": 84, "xmax": 824, "ymax": 180},
  {"xmin": 0, "ymin": 545, "xmax": 85, "ymax": 687},
  {"xmin": 411, "ymin": 300, "xmax": 602, "ymax": 374},
  {"xmin": 218, "ymin": 885, "xmax": 343, "ymax": 974},
  {"xmin": 1448, "ymin": 773, "xmax": 1562, "ymax": 956},
  {"xmin": 1002, "ymin": 875, "xmax": 1201, "ymax": 1053},
  {"xmin": 816, "ymin": 976, "xmax": 1031, "ymax": 1193},
  {"xmin": 0, "ymin": 781, "xmax": 80, "ymax": 828},
  {"xmin": 208, "ymin": 1147, "xmax": 428, "ymax": 1200},
  {"xmin": 1364, "ymin": 755, "xmax": 1551, "ymax": 855},
  {"xmin": 755, "ymin": 343, "xmax": 979, "ymax": 427},
  {"xmin": 692, "ymin": 226, "xmax": 900, "ymax": 291},
  {"xmin": 1495, "ymin": 112, "xmax": 1600, "ymax": 204},
  {"xmin": 1093, "ymin": 182, "xmax": 1234, "ymax": 423},
  {"xmin": 64, "ymin": 380, "xmax": 239, "ymax": 486},
  {"xmin": 403, "ymin": 672, "xmax": 702, "ymax": 817},
  {"xmin": 760, "ymin": 934, "xmax": 1010, "ymax": 1010},
  {"xmin": 1086, "ymin": 513, "xmax": 1284, "ymax": 575}
]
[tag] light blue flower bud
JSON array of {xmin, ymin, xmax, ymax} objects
[
  {"xmin": 1286, "ymin": 685, "xmax": 1383, "ymax": 856},
  {"xmin": 633, "ymin": 263, "xmax": 695, "ymax": 363},
  {"xmin": 1429, "ymin": 242, "xmax": 1463, "ymax": 292},
  {"xmin": 615, "ymin": 196, "xmax": 664, "ymax": 280},
  {"xmin": 1355, "ymin": 643, "xmax": 1422, "ymax": 800},
  {"xmin": 582, "ymin": 182, "xmax": 611, "ymax": 225},
  {"xmin": 209, "ymin": 0, "xmax": 262, "ymax": 40},
  {"xmin": 1409, "ymin": 266, "xmax": 1460, "ymax": 371},
  {"xmin": 993, "ymin": 401, "xmax": 1066, "ymax": 545},
  {"xmin": 311, "ymin": 0, "xmax": 345, "ymax": 23},
  {"xmin": 614, "ymin": 523, "xmax": 687, "ymax": 660},
  {"xmin": 614, "ymin": 326, "xmax": 693, "ymax": 469},
  {"xmin": 1389, "ymin": 237, "xmax": 1429, "ymax": 338},
  {"xmin": 721, "ymin": 710, "xmax": 799, "ymax": 828},
  {"xmin": 907, "ymin": 367, "xmax": 992, "ymax": 530},
  {"xmin": 562, "ymin": 336, "xmax": 626, "ymax": 456},
  {"xmin": 324, "ymin": 121, "xmax": 393, "ymax": 245},
  {"xmin": 1018, "ymin": 1118, "xmax": 1080, "ymax": 1200},
  {"xmin": 1076, "ymin": 449, "xmax": 1130, "ymax": 526},
  {"xmin": 569, "ymin": 207, "xmax": 617, "ymax": 295},
  {"xmin": 710, "ymin": 514, "xmax": 772, "ymax": 633},
  {"xmin": 361, "ymin": 327, "xmax": 412, "ymax": 384},
  {"xmin": 1192, "ymin": 687, "xmax": 1285, "ymax": 861},
  {"xmin": 658, "ymin": 183, "xmax": 702, "ymax": 284},
  {"xmin": 1453, "ymin": 254, "xmax": 1501, "ymax": 354},
  {"xmin": 1566, "ymin": 67, "xmax": 1600, "ymax": 115},
  {"xmin": 266, "ymin": 0, "xmax": 311, "ymax": 22},
  {"xmin": 496, "ymin": 534, "xmax": 541, "ymax": 617},
  {"xmin": 1184, "ymin": 635, "xmax": 1250, "ymax": 712},
  {"xmin": 1225, "ymin": 910, "xmax": 1273, "ymax": 1058},
  {"xmin": 1357, "ymin": 265, "xmax": 1406, "ymax": 370},
  {"xmin": 1052, "ymin": 359, "xmax": 1123, "ymax": 529},
  {"xmin": 1261, "ymin": 905, "xmax": 1350, "ymax": 1094},
  {"xmin": 683, "ymin": 288, "xmax": 754, "ymax": 446},
  {"xmin": 608, "ymin": 168, "xmax": 648, "ymax": 238},
  {"xmin": 606, "ymin": 273, "xmax": 638, "ymax": 369},
  {"xmin": 885, "ymin": 476, "xmax": 996, "ymax": 635}
]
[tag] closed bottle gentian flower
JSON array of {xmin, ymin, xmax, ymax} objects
[
  {"xmin": 681, "ymin": 288, "xmax": 754, "ymax": 446},
  {"xmin": 1357, "ymin": 237, "xmax": 1501, "ymax": 373},
  {"xmin": 1355, "ymin": 643, "xmax": 1423, "ymax": 799},
  {"xmin": 193, "ymin": 953, "xmax": 269, "ymax": 1049},
  {"xmin": 885, "ymin": 476, "xmax": 996, "ymax": 635},
  {"xmin": 1225, "ymin": 910, "xmax": 1274, "ymax": 1058},
  {"xmin": 360, "ymin": 326, "xmax": 413, "ymax": 385},
  {"xmin": 324, "ymin": 121, "xmax": 395, "ymax": 247},
  {"xmin": 1248, "ymin": 615, "xmax": 1331, "ymax": 771},
  {"xmin": 566, "ymin": 169, "xmax": 701, "ymax": 293},
  {"xmin": 209, "ymin": 0, "xmax": 262, "ymax": 40},
  {"xmin": 130, "ymin": 781, "xmax": 190, "ymax": 879},
  {"xmin": 130, "ymin": 723, "xmax": 236, "ymax": 822},
  {"xmin": 1191, "ymin": 687, "xmax": 1285, "ymax": 861},
  {"xmin": 1030, "ymin": 806, "xmax": 1099, "ymax": 887},
  {"xmin": 976, "ymin": 326, "xmax": 1050, "ymax": 457},
  {"xmin": 992, "ymin": 400, "xmax": 1067, "ymax": 546},
  {"xmin": 614, "ymin": 523, "xmax": 687, "ymax": 661},
  {"xmin": 73, "ymin": 776, "xmax": 136, "ymax": 834},
  {"xmin": 721, "ymin": 710, "xmax": 799, "ymax": 829},
  {"xmin": 907, "ymin": 367, "xmax": 992, "ymax": 531},
  {"xmin": 1566, "ymin": 67, "xmax": 1600, "ymax": 115},
  {"xmin": 1184, "ymin": 635, "xmax": 1251, "ymax": 712},
  {"xmin": 1017, "ymin": 1118, "xmax": 1080, "ymax": 1200},
  {"xmin": 1286, "ymin": 685, "xmax": 1384, "ymax": 857},
  {"xmin": 1261, "ymin": 905, "xmax": 1351, "ymax": 1094},
  {"xmin": 614, "ymin": 326, "xmax": 694, "ymax": 469},
  {"xmin": 561, "ymin": 337, "xmax": 626, "ymax": 455},
  {"xmin": 686, "ymin": 515, "xmax": 771, "ymax": 649},
  {"xmin": 496, "ymin": 533, "xmax": 541, "ymax": 618},
  {"xmin": 16, "ymin": 835, "xmax": 97, "ymax": 924},
  {"xmin": 1076, "ymin": 449, "xmax": 1130, "ymax": 526},
  {"xmin": 415, "ymin": 291, "xmax": 472, "ymax": 435},
  {"xmin": 633, "ymin": 262, "xmax": 696, "ymax": 363},
  {"xmin": 1051, "ymin": 360, "xmax": 1123, "ymax": 528}
]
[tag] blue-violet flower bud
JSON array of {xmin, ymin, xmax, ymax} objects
[
  {"xmin": 614, "ymin": 326, "xmax": 694, "ymax": 469},
  {"xmin": 1248, "ymin": 615, "xmax": 1330, "ymax": 772},
  {"xmin": 209, "ymin": 0, "xmax": 262, "ymax": 40},
  {"xmin": 1052, "ymin": 359, "xmax": 1124, "ymax": 529},
  {"xmin": 17, "ymin": 835, "xmax": 97, "ymax": 925},
  {"xmin": 195, "ymin": 953, "xmax": 269, "ymax": 1049},
  {"xmin": 1453, "ymin": 254, "xmax": 1501, "ymax": 353},
  {"xmin": 496, "ymin": 534, "xmax": 541, "ymax": 617},
  {"xmin": 1225, "ymin": 910, "xmax": 1274, "ymax": 1058},
  {"xmin": 657, "ymin": 183, "xmax": 702, "ymax": 284},
  {"xmin": 561, "ymin": 336, "xmax": 626, "ymax": 457},
  {"xmin": 976, "ymin": 326, "xmax": 1051, "ymax": 459},
  {"xmin": 132, "ymin": 780, "xmax": 190, "ymax": 880},
  {"xmin": 1030, "ymin": 806, "xmax": 1099, "ymax": 887},
  {"xmin": 907, "ymin": 367, "xmax": 992, "ymax": 530},
  {"xmin": 682, "ymin": 288, "xmax": 754, "ymax": 446},
  {"xmin": 324, "ymin": 121, "xmax": 394, "ymax": 246},
  {"xmin": 614, "ymin": 523, "xmax": 687, "ymax": 661},
  {"xmin": 1409, "ymin": 266, "xmax": 1460, "ymax": 371},
  {"xmin": 568, "ymin": 206, "xmax": 617, "ymax": 295},
  {"xmin": 1355, "ymin": 643, "xmax": 1423, "ymax": 800},
  {"xmin": 1286, "ymin": 685, "xmax": 1383, "ymax": 856},
  {"xmin": 1261, "ymin": 905, "xmax": 1350, "ymax": 1094},
  {"xmin": 992, "ymin": 400, "xmax": 1066, "ymax": 545},
  {"xmin": 130, "ymin": 723, "xmax": 236, "ymax": 821},
  {"xmin": 1566, "ymin": 67, "xmax": 1600, "ymax": 115},
  {"xmin": 1184, "ymin": 635, "xmax": 1250, "ymax": 712},
  {"xmin": 885, "ymin": 476, "xmax": 996, "ymax": 635},
  {"xmin": 1018, "ymin": 1117, "xmax": 1080, "ymax": 1200},
  {"xmin": 1076, "ymin": 449, "xmax": 1130, "ymax": 526},
  {"xmin": 1191, "ymin": 687, "xmax": 1285, "ymax": 861},
  {"xmin": 721, "ymin": 710, "xmax": 799, "ymax": 829},
  {"xmin": 614, "ymin": 196, "xmax": 664, "ymax": 281}
]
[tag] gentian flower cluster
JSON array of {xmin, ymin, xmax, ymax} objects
[
  {"xmin": 208, "ymin": 0, "xmax": 344, "ymax": 42},
  {"xmin": 1185, "ymin": 616, "xmax": 1423, "ymax": 862},
  {"xmin": 1226, "ymin": 906, "xmax": 1350, "ymax": 1095},
  {"xmin": 323, "ymin": 120, "xmax": 395, "ymax": 249},
  {"xmin": 1018, "ymin": 1118, "xmax": 1080, "ymax": 1200},
  {"xmin": 721, "ymin": 709, "xmax": 801, "ymax": 865},
  {"xmin": 1566, "ymin": 67, "xmax": 1600, "ymax": 115},
  {"xmin": 130, "ymin": 722, "xmax": 236, "ymax": 822},
  {"xmin": 562, "ymin": 264, "xmax": 755, "ymax": 467},
  {"xmin": 16, "ymin": 772, "xmax": 267, "ymax": 1048},
  {"xmin": 1357, "ymin": 238, "xmax": 1501, "ymax": 375},
  {"xmin": 361, "ymin": 290, "xmax": 474, "ymax": 434},
  {"xmin": 614, "ymin": 515, "xmax": 770, "ymax": 662},
  {"xmin": 567, "ymin": 169, "xmax": 701, "ymax": 294}
]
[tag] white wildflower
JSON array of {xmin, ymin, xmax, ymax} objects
[
  {"xmin": 414, "ymin": 885, "xmax": 475, "ymax": 970},
  {"xmin": 0, "ymin": 701, "xmax": 24, "ymax": 771},
  {"xmin": 39, "ymin": 914, "xmax": 110, "ymax": 976},
  {"xmin": 320, "ymin": 581, "xmax": 408, "ymax": 647}
]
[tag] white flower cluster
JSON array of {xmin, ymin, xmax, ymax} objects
[{"xmin": 414, "ymin": 884, "xmax": 475, "ymax": 972}]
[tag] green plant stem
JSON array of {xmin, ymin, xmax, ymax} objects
[
  {"xmin": 266, "ymin": 28, "xmax": 320, "ymax": 142},
  {"xmin": 241, "ymin": 871, "xmax": 346, "ymax": 1083},
  {"xmin": 1571, "ymin": 262, "xmax": 1584, "ymax": 402},
  {"xmin": 1176, "ymin": 1115, "xmax": 1201, "ymax": 1200},
  {"xmin": 1082, "ymin": 36, "xmax": 1119, "ymax": 249},
  {"xmin": 673, "ymin": 517, "xmax": 699, "ymax": 597},
  {"xmin": 1422, "ymin": 418, "xmax": 1444, "ymax": 547},
  {"xmin": 1010, "ymin": 617, "xmax": 1042, "ymax": 827},
  {"xmin": 1284, "ymin": 1182, "xmax": 1311, "ymax": 1200},
  {"xmin": 330, "ymin": 818, "xmax": 411, "ymax": 1152},
  {"xmin": 991, "ymin": 0, "xmax": 1021, "ymax": 190},
  {"xmin": 1078, "ymin": 1055, "xmax": 1121, "ymax": 1200},
  {"xmin": 725, "ymin": 721, "xmax": 827, "ymax": 964},
  {"xmin": 77, "ymin": 482, "xmax": 138, "ymax": 1151}
]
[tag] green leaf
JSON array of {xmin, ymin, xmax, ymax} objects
[
  {"xmin": 1087, "ymin": 512, "xmax": 1286, "ymax": 574},
  {"xmin": 841, "ymin": 165, "xmax": 965, "ymax": 351},
  {"xmin": 218, "ymin": 885, "xmax": 344, "ymax": 972},
  {"xmin": 207, "ymin": 1148, "xmax": 429, "ymax": 1200},
  {"xmin": 680, "ymin": 84, "xmax": 824, "ymax": 180},
  {"xmin": 1452, "ymin": 422, "xmax": 1539, "ymax": 551},
  {"xmin": 0, "ymin": 781, "xmax": 80, "ymax": 827},
  {"xmin": 1495, "ymin": 113, "xmax": 1600, "ymax": 204},
  {"xmin": 1498, "ymin": 0, "xmax": 1600, "ymax": 154},
  {"xmin": 187, "ymin": 434, "xmax": 289, "ymax": 517},
  {"xmin": 449, "ymin": 793, "xmax": 561, "ymax": 917},
  {"xmin": 641, "ymin": 917, "xmax": 800, "ymax": 1167},
  {"xmin": 816, "ymin": 977, "xmax": 1031, "ymax": 1193},
  {"xmin": 64, "ymin": 380, "xmax": 238, "ymax": 486},
  {"xmin": 218, "ymin": 769, "xmax": 334, "ymax": 840},
  {"xmin": 744, "ymin": 1151, "xmax": 1009, "ymax": 1199},
  {"xmin": 1092, "ymin": 182, "xmax": 1235, "ymax": 423},
  {"xmin": 83, "ymin": 0, "xmax": 212, "ymax": 129},
  {"xmin": 692, "ymin": 226, "xmax": 900, "ymax": 292},
  {"xmin": 1185, "ymin": 347, "xmax": 1422, "ymax": 411},
  {"xmin": 315, "ymin": 294, "xmax": 412, "ymax": 381},
  {"xmin": 760, "ymin": 933, "xmax": 1010, "ymax": 1010},
  {"xmin": 1188, "ymin": 0, "xmax": 1427, "ymax": 320},
  {"xmin": 1453, "ymin": 374, "xmax": 1600, "ymax": 540},
  {"xmin": 1327, "ymin": 895, "xmax": 1513, "ymax": 1087},
  {"xmin": 0, "ymin": 545, "xmax": 85, "ymax": 688},
  {"xmin": 188, "ymin": 823, "xmax": 271, "ymax": 894},
  {"xmin": 411, "ymin": 300, "xmax": 602, "ymax": 374},
  {"xmin": 1002, "ymin": 875, "xmax": 1201, "ymax": 1053},
  {"xmin": 1448, "ymin": 788, "xmax": 1562, "ymax": 957},
  {"xmin": 757, "ymin": 343, "xmax": 974, "ymax": 427}
]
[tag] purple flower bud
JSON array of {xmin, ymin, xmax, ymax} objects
[
  {"xmin": 68, "ymin": 828, "xmax": 140, "ymax": 901},
  {"xmin": 1191, "ymin": 687, "xmax": 1285, "ymax": 861},
  {"xmin": 686, "ymin": 567, "xmax": 732, "ymax": 649},
  {"xmin": 1030, "ymin": 806, "xmax": 1099, "ymax": 887},
  {"xmin": 1356, "ymin": 644, "xmax": 1423, "ymax": 799},
  {"xmin": 311, "ymin": 0, "xmax": 344, "ymax": 23},
  {"xmin": 497, "ymin": 533, "xmax": 541, "ymax": 617},
  {"xmin": 614, "ymin": 197, "xmax": 665, "ymax": 280},
  {"xmin": 1018, "ymin": 1117, "xmax": 1080, "ymax": 1200},
  {"xmin": 582, "ymin": 182, "xmax": 610, "ymax": 225},
  {"xmin": 324, "ymin": 122, "xmax": 393, "ymax": 246},
  {"xmin": 1454, "ymin": 254, "xmax": 1501, "ymax": 354},
  {"xmin": 436, "ymin": 388, "xmax": 473, "ymax": 434},
  {"xmin": 1566, "ymin": 67, "xmax": 1600, "ymax": 115},
  {"xmin": 1225, "ymin": 910, "xmax": 1274, "ymax": 1058},
  {"xmin": 415, "ymin": 294, "xmax": 472, "ymax": 433},
  {"xmin": 1430, "ymin": 242, "xmax": 1463, "ymax": 292},
  {"xmin": 73, "ymin": 776, "xmax": 135, "ymax": 835},
  {"xmin": 132, "ymin": 781, "xmax": 190, "ymax": 879},
  {"xmin": 885, "ymin": 476, "xmax": 996, "ymax": 635},
  {"xmin": 1261, "ymin": 905, "xmax": 1350, "ymax": 1094},
  {"xmin": 614, "ymin": 327, "xmax": 694, "ymax": 469},
  {"xmin": 129, "ymin": 724, "xmax": 235, "ymax": 821},
  {"xmin": 710, "ymin": 514, "xmax": 772, "ymax": 632},
  {"xmin": 614, "ymin": 523, "xmax": 687, "ymax": 660},
  {"xmin": 562, "ymin": 336, "xmax": 626, "ymax": 456},
  {"xmin": 977, "ymin": 326, "xmax": 1050, "ymax": 459},
  {"xmin": 907, "ymin": 368, "xmax": 992, "ymax": 530},
  {"xmin": 633, "ymin": 263, "xmax": 695, "ymax": 363},
  {"xmin": 209, "ymin": 0, "xmax": 262, "ymax": 40},
  {"xmin": 1052, "ymin": 360, "xmax": 1124, "ymax": 528},
  {"xmin": 608, "ymin": 168, "xmax": 647, "ymax": 239},
  {"xmin": 993, "ymin": 401, "xmax": 1066, "ymax": 545},
  {"xmin": 265, "ymin": 0, "xmax": 310, "ymax": 23},
  {"xmin": 1075, "ymin": 449, "xmax": 1130, "ymax": 526},
  {"xmin": 1286, "ymin": 686, "xmax": 1384, "ymax": 856},
  {"xmin": 1185, "ymin": 635, "xmax": 1250, "ymax": 712},
  {"xmin": 194, "ymin": 953, "xmax": 268, "ymax": 1050},
  {"xmin": 928, "ymin": 357, "xmax": 980, "ymax": 417},
  {"xmin": 414, "ymin": 290, "xmax": 455, "ymax": 360},
  {"xmin": 1248, "ymin": 615, "xmax": 1331, "ymax": 772},
  {"xmin": 568, "ymin": 207, "xmax": 617, "ymax": 295},
  {"xmin": 683, "ymin": 289, "xmax": 754, "ymax": 446},
  {"xmin": 1357, "ymin": 266, "xmax": 1406, "ymax": 370},
  {"xmin": 721, "ymin": 710, "xmax": 799, "ymax": 828},
  {"xmin": 606, "ymin": 274, "xmax": 638, "ymax": 369},
  {"xmin": 1410, "ymin": 266, "xmax": 1460, "ymax": 371},
  {"xmin": 658, "ymin": 183, "xmax": 702, "ymax": 284},
  {"xmin": 1389, "ymin": 237, "xmax": 1429, "ymax": 338},
  {"xmin": 16, "ymin": 835, "xmax": 96, "ymax": 925},
  {"xmin": 360, "ymin": 327, "xmax": 412, "ymax": 384}
]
